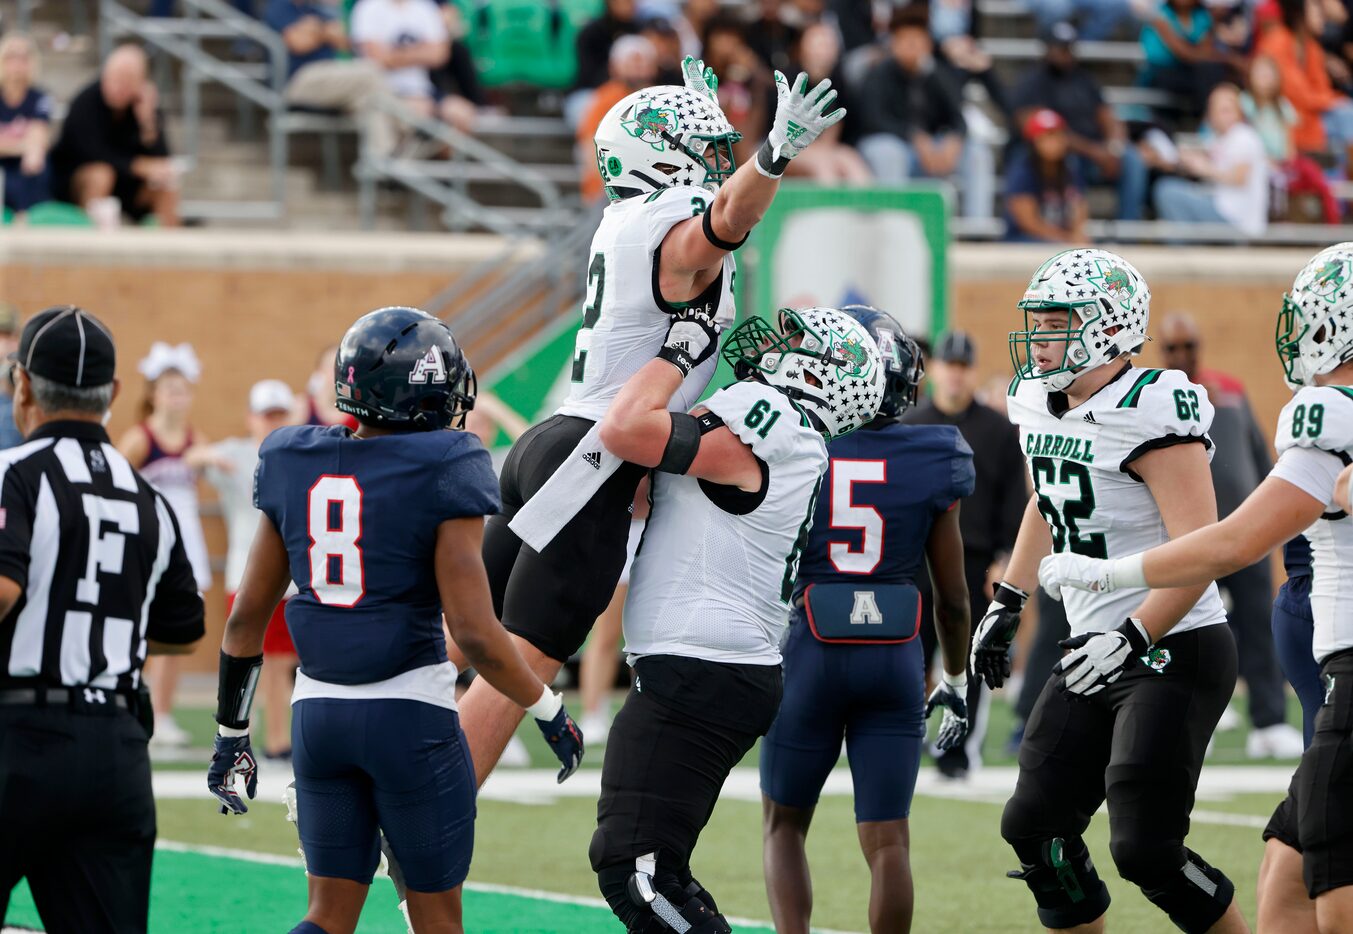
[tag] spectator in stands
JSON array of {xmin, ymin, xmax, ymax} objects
[
  {"xmin": 0, "ymin": 36, "xmax": 51, "ymax": 218},
  {"xmin": 856, "ymin": 6, "xmax": 994, "ymax": 217},
  {"xmin": 1244, "ymin": 54, "xmax": 1339, "ymax": 222},
  {"xmin": 1138, "ymin": 0, "xmax": 1235, "ymax": 115},
  {"xmin": 49, "ymin": 45, "xmax": 179, "ymax": 227},
  {"xmin": 264, "ymin": 0, "xmax": 398, "ymax": 158},
  {"xmin": 1011, "ymin": 22, "xmax": 1149, "ymax": 219},
  {"xmin": 1004, "ymin": 108, "xmax": 1089, "ymax": 241},
  {"xmin": 295, "ymin": 342, "xmax": 359, "ymax": 428},
  {"xmin": 670, "ymin": 0, "xmax": 721, "ymax": 58},
  {"xmin": 783, "ymin": 21, "xmax": 871, "ymax": 182},
  {"xmin": 350, "ymin": 0, "xmax": 449, "ymax": 120},
  {"xmin": 642, "ymin": 16, "xmax": 686, "ymax": 84},
  {"xmin": 702, "ymin": 13, "xmax": 774, "ymax": 166},
  {"xmin": 0, "ymin": 305, "xmax": 22, "ymax": 450},
  {"xmin": 568, "ymin": 0, "xmax": 640, "ymax": 128},
  {"xmin": 829, "ymin": 0, "xmax": 879, "ymax": 51},
  {"xmin": 1153, "ymin": 83, "xmax": 1269, "ymax": 234},
  {"xmin": 1024, "ymin": 0, "xmax": 1132, "ymax": 40},
  {"xmin": 744, "ymin": 0, "xmax": 803, "ymax": 74},
  {"xmin": 577, "ymin": 35, "xmax": 659, "ymax": 203},
  {"xmin": 1256, "ymin": 0, "xmax": 1353, "ymax": 170},
  {"xmin": 432, "ymin": 36, "xmax": 487, "ymax": 134}
]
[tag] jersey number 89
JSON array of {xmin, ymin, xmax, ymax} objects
[{"xmin": 307, "ymin": 475, "xmax": 365, "ymax": 607}]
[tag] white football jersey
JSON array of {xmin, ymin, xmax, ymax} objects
[
  {"xmin": 623, "ymin": 380, "xmax": 828, "ymax": 665},
  {"xmin": 556, "ymin": 185, "xmax": 737, "ymax": 423},
  {"xmin": 1008, "ymin": 365, "xmax": 1227, "ymax": 636},
  {"xmin": 1273, "ymin": 385, "xmax": 1353, "ymax": 662}
]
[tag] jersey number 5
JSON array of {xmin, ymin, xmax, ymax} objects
[
  {"xmin": 307, "ymin": 475, "xmax": 365, "ymax": 607},
  {"xmin": 828, "ymin": 459, "xmax": 887, "ymax": 574}
]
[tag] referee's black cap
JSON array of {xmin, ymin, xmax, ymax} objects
[
  {"xmin": 933, "ymin": 330, "xmax": 976, "ymax": 366},
  {"xmin": 15, "ymin": 306, "xmax": 117, "ymax": 388}
]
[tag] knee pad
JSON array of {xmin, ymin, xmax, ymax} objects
[
  {"xmin": 1006, "ymin": 836, "xmax": 1112, "ymax": 930},
  {"xmin": 1128, "ymin": 847, "xmax": 1235, "ymax": 934},
  {"xmin": 597, "ymin": 855, "xmax": 731, "ymax": 934}
]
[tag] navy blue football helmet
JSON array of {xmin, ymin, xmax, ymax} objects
[
  {"xmin": 333, "ymin": 306, "xmax": 476, "ymax": 431},
  {"xmin": 842, "ymin": 304, "xmax": 923, "ymax": 419}
]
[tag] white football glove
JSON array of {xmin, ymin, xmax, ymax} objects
[
  {"xmin": 681, "ymin": 55, "xmax": 719, "ymax": 104},
  {"xmin": 756, "ymin": 71, "xmax": 846, "ymax": 177},
  {"xmin": 1052, "ymin": 618, "xmax": 1151, "ymax": 696},
  {"xmin": 1039, "ymin": 553, "xmax": 1119, "ymax": 601}
]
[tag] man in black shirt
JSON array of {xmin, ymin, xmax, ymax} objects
[
  {"xmin": 1008, "ymin": 22, "xmax": 1149, "ymax": 221},
  {"xmin": 0, "ymin": 306, "xmax": 204, "ymax": 933},
  {"xmin": 904, "ymin": 330, "xmax": 1026, "ymax": 777},
  {"xmin": 567, "ymin": 0, "xmax": 639, "ymax": 127},
  {"xmin": 49, "ymin": 44, "xmax": 179, "ymax": 226},
  {"xmin": 855, "ymin": 6, "xmax": 994, "ymax": 218}
]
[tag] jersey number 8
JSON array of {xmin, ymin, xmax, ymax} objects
[{"xmin": 307, "ymin": 475, "xmax": 365, "ymax": 607}]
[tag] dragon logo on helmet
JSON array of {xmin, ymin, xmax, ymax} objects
[
  {"xmin": 1088, "ymin": 261, "xmax": 1135, "ymax": 310},
  {"xmin": 1310, "ymin": 257, "xmax": 1350, "ymax": 302},
  {"xmin": 829, "ymin": 330, "xmax": 874, "ymax": 381},
  {"xmin": 622, "ymin": 104, "xmax": 679, "ymax": 152}
]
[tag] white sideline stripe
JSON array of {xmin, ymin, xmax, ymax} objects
[{"xmin": 151, "ymin": 841, "xmax": 864, "ymax": 934}]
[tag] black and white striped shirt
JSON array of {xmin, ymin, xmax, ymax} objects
[{"xmin": 0, "ymin": 420, "xmax": 204, "ymax": 691}]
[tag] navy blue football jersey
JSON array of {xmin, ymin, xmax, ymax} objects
[
  {"xmin": 795, "ymin": 422, "xmax": 975, "ymax": 595},
  {"xmin": 254, "ymin": 425, "xmax": 500, "ymax": 685}
]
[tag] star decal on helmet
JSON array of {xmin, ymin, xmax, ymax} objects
[{"xmin": 621, "ymin": 103, "xmax": 680, "ymax": 152}]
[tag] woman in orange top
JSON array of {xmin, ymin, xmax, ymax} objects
[{"xmin": 1256, "ymin": 0, "xmax": 1353, "ymax": 162}]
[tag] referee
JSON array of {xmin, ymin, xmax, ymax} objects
[{"xmin": 0, "ymin": 306, "xmax": 205, "ymax": 933}]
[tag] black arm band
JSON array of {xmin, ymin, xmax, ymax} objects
[
  {"xmin": 702, "ymin": 207, "xmax": 748, "ymax": 252},
  {"xmin": 992, "ymin": 581, "xmax": 1029, "ymax": 611},
  {"xmin": 657, "ymin": 412, "xmax": 703, "ymax": 474},
  {"xmin": 755, "ymin": 139, "xmax": 791, "ymax": 178},
  {"xmin": 215, "ymin": 650, "xmax": 263, "ymax": 729}
]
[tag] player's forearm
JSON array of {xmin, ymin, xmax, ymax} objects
[
  {"xmin": 221, "ymin": 605, "xmax": 271, "ymax": 657},
  {"xmin": 1003, "ymin": 495, "xmax": 1051, "ymax": 592},
  {"xmin": 451, "ymin": 614, "xmax": 546, "ymax": 709},
  {"xmin": 708, "ymin": 158, "xmax": 780, "ymax": 241},
  {"xmin": 932, "ymin": 597, "xmax": 971, "ymax": 677},
  {"xmin": 599, "ymin": 358, "xmax": 685, "ymax": 465},
  {"xmin": 1130, "ymin": 581, "xmax": 1215, "ymax": 642}
]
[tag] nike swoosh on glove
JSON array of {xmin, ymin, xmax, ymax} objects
[
  {"xmin": 1053, "ymin": 618, "xmax": 1151, "ymax": 697},
  {"xmin": 536, "ymin": 704, "xmax": 585, "ymax": 784},
  {"xmin": 207, "ymin": 732, "xmax": 258, "ymax": 815},
  {"xmin": 1039, "ymin": 553, "xmax": 1116, "ymax": 601}
]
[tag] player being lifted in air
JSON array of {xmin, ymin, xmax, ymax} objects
[
  {"xmin": 591, "ymin": 305, "xmax": 885, "ymax": 934},
  {"xmin": 206, "ymin": 308, "xmax": 582, "ymax": 934},
  {"xmin": 1043, "ymin": 243, "xmax": 1353, "ymax": 934},
  {"xmin": 455, "ymin": 56, "xmax": 848, "ymax": 784},
  {"xmin": 758, "ymin": 307, "xmax": 976, "ymax": 934},
  {"xmin": 970, "ymin": 249, "xmax": 1250, "ymax": 934}
]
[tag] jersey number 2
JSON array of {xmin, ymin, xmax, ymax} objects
[
  {"xmin": 828, "ymin": 459, "xmax": 887, "ymax": 574},
  {"xmin": 307, "ymin": 475, "xmax": 365, "ymax": 607},
  {"xmin": 571, "ymin": 252, "xmax": 606, "ymax": 382},
  {"xmin": 1031, "ymin": 457, "xmax": 1107, "ymax": 559}
]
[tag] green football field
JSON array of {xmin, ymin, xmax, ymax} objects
[{"xmin": 4, "ymin": 696, "xmax": 1302, "ymax": 933}]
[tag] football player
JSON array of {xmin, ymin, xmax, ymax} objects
[
  {"xmin": 589, "ymin": 306, "xmax": 884, "ymax": 934},
  {"xmin": 206, "ymin": 307, "xmax": 582, "ymax": 934},
  {"xmin": 1043, "ymin": 243, "xmax": 1353, "ymax": 934},
  {"xmin": 972, "ymin": 249, "xmax": 1250, "ymax": 934},
  {"xmin": 758, "ymin": 307, "xmax": 975, "ymax": 934},
  {"xmin": 457, "ymin": 58, "xmax": 847, "ymax": 783}
]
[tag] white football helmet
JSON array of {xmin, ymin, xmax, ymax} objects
[
  {"xmin": 1010, "ymin": 248, "xmax": 1152, "ymax": 392},
  {"xmin": 721, "ymin": 307, "xmax": 886, "ymax": 439},
  {"xmin": 593, "ymin": 85, "xmax": 740, "ymax": 200},
  {"xmin": 1277, "ymin": 243, "xmax": 1353, "ymax": 388}
]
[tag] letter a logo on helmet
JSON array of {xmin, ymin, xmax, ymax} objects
[{"xmin": 408, "ymin": 347, "xmax": 448, "ymax": 384}]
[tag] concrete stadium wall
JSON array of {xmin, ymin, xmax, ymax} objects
[{"xmin": 0, "ymin": 233, "xmax": 1315, "ymax": 670}]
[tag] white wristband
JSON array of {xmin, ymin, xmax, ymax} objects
[
  {"xmin": 526, "ymin": 685, "xmax": 562, "ymax": 721},
  {"xmin": 217, "ymin": 724, "xmax": 249, "ymax": 738},
  {"xmin": 942, "ymin": 670, "xmax": 967, "ymax": 690},
  {"xmin": 1111, "ymin": 553, "xmax": 1148, "ymax": 591}
]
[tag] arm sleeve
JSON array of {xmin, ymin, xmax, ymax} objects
[
  {"xmin": 144, "ymin": 495, "xmax": 206, "ymax": 645},
  {"xmin": 0, "ymin": 467, "xmax": 35, "ymax": 589},
  {"xmin": 1271, "ymin": 445, "xmax": 1344, "ymax": 505},
  {"xmin": 435, "ymin": 438, "xmax": 502, "ymax": 520}
]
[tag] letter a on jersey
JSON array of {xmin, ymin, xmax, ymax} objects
[
  {"xmin": 408, "ymin": 347, "xmax": 447, "ymax": 384},
  {"xmin": 850, "ymin": 590, "xmax": 883, "ymax": 625}
]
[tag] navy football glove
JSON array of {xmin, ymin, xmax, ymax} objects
[
  {"xmin": 925, "ymin": 675, "xmax": 970, "ymax": 752},
  {"xmin": 208, "ymin": 730, "xmax": 258, "ymax": 815},
  {"xmin": 536, "ymin": 704, "xmax": 584, "ymax": 784}
]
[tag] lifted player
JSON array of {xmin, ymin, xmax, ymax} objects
[
  {"xmin": 590, "ymin": 306, "xmax": 884, "ymax": 933},
  {"xmin": 207, "ymin": 308, "xmax": 581, "ymax": 934},
  {"xmin": 759, "ymin": 307, "xmax": 975, "ymax": 934},
  {"xmin": 457, "ymin": 57, "xmax": 848, "ymax": 784},
  {"xmin": 972, "ymin": 249, "xmax": 1249, "ymax": 934},
  {"xmin": 1043, "ymin": 243, "xmax": 1353, "ymax": 934}
]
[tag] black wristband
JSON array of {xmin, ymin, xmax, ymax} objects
[
  {"xmin": 702, "ymin": 208, "xmax": 748, "ymax": 252},
  {"xmin": 755, "ymin": 139, "xmax": 791, "ymax": 178},
  {"xmin": 656, "ymin": 344, "xmax": 695, "ymax": 377},
  {"xmin": 993, "ymin": 581, "xmax": 1029, "ymax": 611},
  {"xmin": 215, "ymin": 650, "xmax": 263, "ymax": 730},
  {"xmin": 657, "ymin": 412, "xmax": 702, "ymax": 474},
  {"xmin": 1119, "ymin": 618, "xmax": 1151, "ymax": 654}
]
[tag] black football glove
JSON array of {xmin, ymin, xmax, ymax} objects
[
  {"xmin": 925, "ymin": 675, "xmax": 970, "ymax": 751},
  {"xmin": 536, "ymin": 703, "xmax": 585, "ymax": 784},
  {"xmin": 657, "ymin": 304, "xmax": 722, "ymax": 377},
  {"xmin": 207, "ymin": 731, "xmax": 258, "ymax": 815},
  {"xmin": 1053, "ymin": 618, "xmax": 1151, "ymax": 697},
  {"xmin": 970, "ymin": 582, "xmax": 1029, "ymax": 689}
]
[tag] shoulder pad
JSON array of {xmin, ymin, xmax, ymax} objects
[
  {"xmin": 703, "ymin": 380, "xmax": 826, "ymax": 467},
  {"xmin": 636, "ymin": 185, "xmax": 714, "ymax": 252},
  {"xmin": 1276, "ymin": 385, "xmax": 1353, "ymax": 456},
  {"xmin": 1114, "ymin": 368, "xmax": 1215, "ymax": 438}
]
